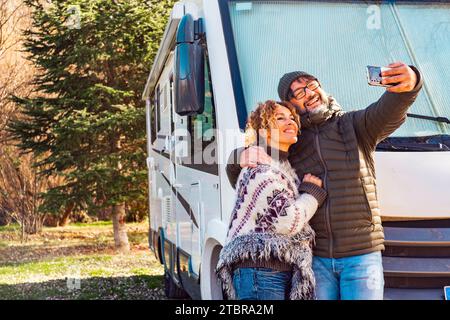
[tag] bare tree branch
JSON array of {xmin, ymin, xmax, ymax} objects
[{"xmin": 0, "ymin": 0, "xmax": 50, "ymax": 236}]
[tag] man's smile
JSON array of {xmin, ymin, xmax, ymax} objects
[{"xmin": 306, "ymin": 95, "xmax": 321, "ymax": 109}]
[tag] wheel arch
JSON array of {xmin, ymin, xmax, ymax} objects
[{"xmin": 200, "ymin": 219, "xmax": 227, "ymax": 300}]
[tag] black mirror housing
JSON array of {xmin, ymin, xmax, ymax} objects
[{"xmin": 174, "ymin": 14, "xmax": 205, "ymax": 116}]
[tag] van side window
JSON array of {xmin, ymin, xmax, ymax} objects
[
  {"xmin": 150, "ymin": 87, "xmax": 162, "ymax": 146},
  {"xmin": 189, "ymin": 54, "xmax": 217, "ymax": 164},
  {"xmin": 160, "ymin": 84, "xmax": 171, "ymax": 135},
  {"xmin": 150, "ymin": 96, "xmax": 157, "ymax": 144},
  {"xmin": 169, "ymin": 75, "xmax": 175, "ymax": 133},
  {"xmin": 155, "ymin": 86, "xmax": 161, "ymax": 133}
]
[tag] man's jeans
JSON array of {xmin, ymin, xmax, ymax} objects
[
  {"xmin": 232, "ymin": 268, "xmax": 292, "ymax": 300},
  {"xmin": 312, "ymin": 251, "xmax": 385, "ymax": 300}
]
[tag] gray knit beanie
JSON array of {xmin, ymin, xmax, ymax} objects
[{"xmin": 277, "ymin": 71, "xmax": 318, "ymax": 101}]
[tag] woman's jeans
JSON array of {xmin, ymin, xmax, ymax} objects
[
  {"xmin": 312, "ymin": 251, "xmax": 385, "ymax": 300},
  {"xmin": 232, "ymin": 268, "xmax": 292, "ymax": 300}
]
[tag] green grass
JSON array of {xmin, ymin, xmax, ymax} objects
[
  {"xmin": 0, "ymin": 254, "xmax": 116, "ymax": 277},
  {"xmin": 88, "ymin": 269, "xmax": 116, "ymax": 277},
  {"xmin": 69, "ymin": 221, "xmax": 113, "ymax": 228},
  {"xmin": 0, "ymin": 220, "xmax": 165, "ymax": 300},
  {"xmin": 0, "ymin": 223, "xmax": 20, "ymax": 232}
]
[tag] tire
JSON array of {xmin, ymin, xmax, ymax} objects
[{"xmin": 164, "ymin": 271, "xmax": 189, "ymax": 299}]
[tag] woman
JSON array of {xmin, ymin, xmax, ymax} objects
[{"xmin": 216, "ymin": 100, "xmax": 327, "ymax": 300}]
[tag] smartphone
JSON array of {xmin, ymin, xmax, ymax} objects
[
  {"xmin": 445, "ymin": 286, "xmax": 450, "ymax": 300},
  {"xmin": 366, "ymin": 65, "xmax": 393, "ymax": 87}
]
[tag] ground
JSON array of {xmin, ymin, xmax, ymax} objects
[{"xmin": 0, "ymin": 221, "xmax": 166, "ymax": 300}]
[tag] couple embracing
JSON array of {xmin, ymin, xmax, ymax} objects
[{"xmin": 216, "ymin": 62, "xmax": 422, "ymax": 300}]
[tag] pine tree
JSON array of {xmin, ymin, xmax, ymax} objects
[{"xmin": 9, "ymin": 0, "xmax": 175, "ymax": 251}]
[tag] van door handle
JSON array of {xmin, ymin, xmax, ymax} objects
[{"xmin": 173, "ymin": 183, "xmax": 183, "ymax": 189}]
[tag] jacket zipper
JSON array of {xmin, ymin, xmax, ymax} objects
[{"xmin": 314, "ymin": 125, "xmax": 333, "ymax": 258}]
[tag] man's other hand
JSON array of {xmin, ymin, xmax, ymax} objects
[
  {"xmin": 303, "ymin": 173, "xmax": 323, "ymax": 188},
  {"xmin": 381, "ymin": 62, "xmax": 418, "ymax": 93},
  {"xmin": 239, "ymin": 146, "xmax": 272, "ymax": 168}
]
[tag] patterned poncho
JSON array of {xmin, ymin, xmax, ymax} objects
[{"xmin": 216, "ymin": 159, "xmax": 326, "ymax": 300}]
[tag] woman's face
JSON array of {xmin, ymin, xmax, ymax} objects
[{"xmin": 264, "ymin": 105, "xmax": 299, "ymax": 150}]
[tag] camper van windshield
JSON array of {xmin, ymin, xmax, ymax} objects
[{"xmin": 226, "ymin": 1, "xmax": 450, "ymax": 137}]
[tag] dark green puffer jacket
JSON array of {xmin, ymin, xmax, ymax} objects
[{"xmin": 227, "ymin": 68, "xmax": 423, "ymax": 258}]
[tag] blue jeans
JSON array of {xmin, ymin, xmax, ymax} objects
[
  {"xmin": 312, "ymin": 251, "xmax": 385, "ymax": 300},
  {"xmin": 232, "ymin": 268, "xmax": 292, "ymax": 300}
]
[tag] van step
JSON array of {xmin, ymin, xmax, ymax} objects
[
  {"xmin": 384, "ymin": 227, "xmax": 450, "ymax": 257},
  {"xmin": 383, "ymin": 257, "xmax": 450, "ymax": 288},
  {"xmin": 382, "ymin": 219, "xmax": 450, "ymax": 228},
  {"xmin": 384, "ymin": 288, "xmax": 445, "ymax": 300}
]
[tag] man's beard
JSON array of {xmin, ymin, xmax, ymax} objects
[
  {"xmin": 308, "ymin": 103, "xmax": 328, "ymax": 115},
  {"xmin": 306, "ymin": 92, "xmax": 329, "ymax": 114},
  {"xmin": 304, "ymin": 93, "xmax": 330, "ymax": 124}
]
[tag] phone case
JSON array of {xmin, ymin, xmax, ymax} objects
[{"xmin": 366, "ymin": 66, "xmax": 393, "ymax": 87}]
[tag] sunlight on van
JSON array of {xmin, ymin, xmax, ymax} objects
[{"xmin": 228, "ymin": 1, "xmax": 450, "ymax": 137}]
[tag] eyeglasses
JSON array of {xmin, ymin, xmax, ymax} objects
[{"xmin": 289, "ymin": 80, "xmax": 320, "ymax": 100}]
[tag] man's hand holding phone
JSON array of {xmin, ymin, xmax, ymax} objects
[
  {"xmin": 368, "ymin": 62, "xmax": 418, "ymax": 93},
  {"xmin": 381, "ymin": 62, "xmax": 417, "ymax": 93}
]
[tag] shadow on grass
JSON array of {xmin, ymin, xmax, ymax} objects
[{"xmin": 0, "ymin": 275, "xmax": 165, "ymax": 300}]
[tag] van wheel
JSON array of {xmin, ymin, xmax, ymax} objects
[{"xmin": 164, "ymin": 271, "xmax": 189, "ymax": 299}]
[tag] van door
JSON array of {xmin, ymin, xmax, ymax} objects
[
  {"xmin": 152, "ymin": 57, "xmax": 177, "ymax": 274},
  {"xmin": 173, "ymin": 52, "xmax": 220, "ymax": 282},
  {"xmin": 172, "ymin": 74, "xmax": 193, "ymax": 259}
]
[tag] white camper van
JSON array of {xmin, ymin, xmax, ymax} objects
[{"xmin": 142, "ymin": 0, "xmax": 450, "ymax": 300}]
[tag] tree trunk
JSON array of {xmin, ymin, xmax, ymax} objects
[
  {"xmin": 112, "ymin": 203, "xmax": 130, "ymax": 253},
  {"xmin": 59, "ymin": 202, "xmax": 74, "ymax": 227}
]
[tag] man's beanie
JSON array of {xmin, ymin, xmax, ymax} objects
[{"xmin": 277, "ymin": 71, "xmax": 318, "ymax": 101}]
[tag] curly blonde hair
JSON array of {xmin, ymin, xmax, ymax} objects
[{"xmin": 245, "ymin": 100, "xmax": 300, "ymax": 147}]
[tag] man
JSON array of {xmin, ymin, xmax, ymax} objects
[{"xmin": 226, "ymin": 62, "xmax": 422, "ymax": 300}]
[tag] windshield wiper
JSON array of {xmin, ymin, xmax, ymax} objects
[
  {"xmin": 407, "ymin": 113, "xmax": 450, "ymax": 124},
  {"xmin": 377, "ymin": 135, "xmax": 450, "ymax": 152}
]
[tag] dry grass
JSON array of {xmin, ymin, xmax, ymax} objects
[{"xmin": 0, "ymin": 220, "xmax": 165, "ymax": 300}]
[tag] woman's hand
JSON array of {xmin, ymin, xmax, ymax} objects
[{"xmin": 303, "ymin": 173, "xmax": 322, "ymax": 188}]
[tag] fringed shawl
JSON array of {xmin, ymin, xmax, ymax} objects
[{"xmin": 216, "ymin": 160, "xmax": 317, "ymax": 300}]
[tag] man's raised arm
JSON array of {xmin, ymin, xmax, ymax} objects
[{"xmin": 353, "ymin": 62, "xmax": 423, "ymax": 150}]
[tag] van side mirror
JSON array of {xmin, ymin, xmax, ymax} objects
[{"xmin": 174, "ymin": 14, "xmax": 205, "ymax": 116}]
